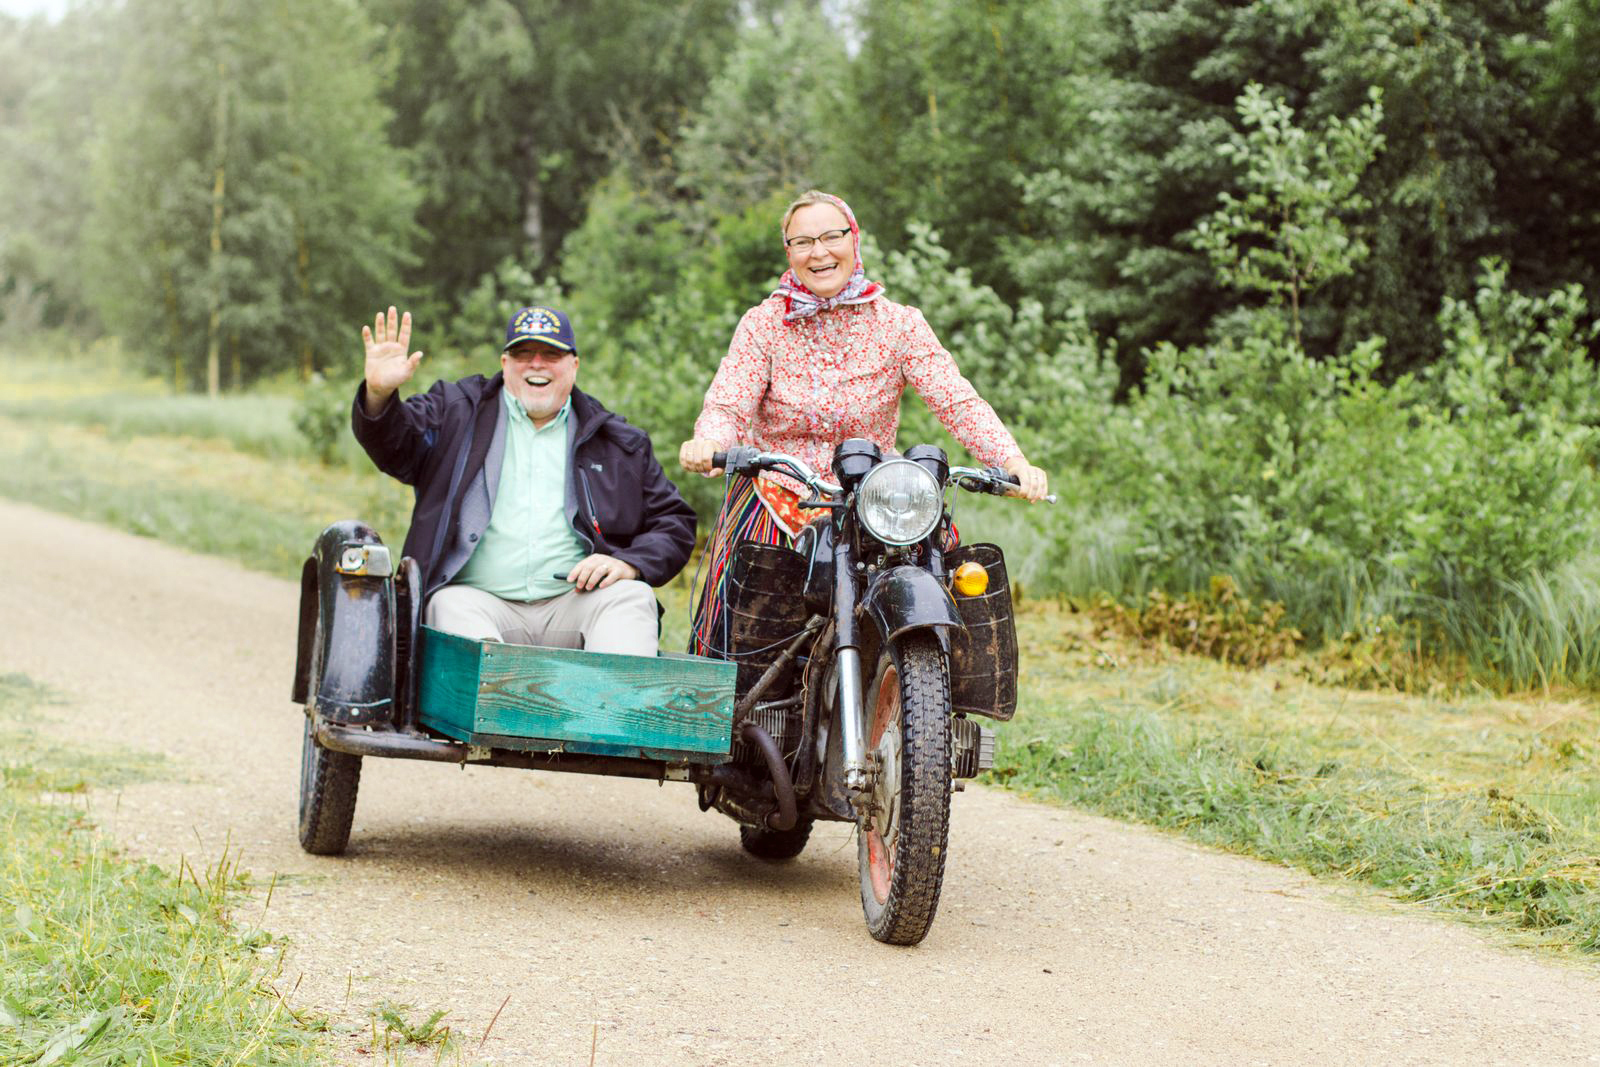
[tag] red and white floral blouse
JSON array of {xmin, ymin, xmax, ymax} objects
[{"xmin": 694, "ymin": 294, "xmax": 1020, "ymax": 500}]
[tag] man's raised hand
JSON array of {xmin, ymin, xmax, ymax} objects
[{"xmin": 361, "ymin": 306, "xmax": 423, "ymax": 414}]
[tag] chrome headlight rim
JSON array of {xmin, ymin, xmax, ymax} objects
[{"xmin": 856, "ymin": 459, "xmax": 943, "ymax": 546}]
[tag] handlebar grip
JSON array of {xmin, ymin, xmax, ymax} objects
[{"xmin": 716, "ymin": 445, "xmax": 762, "ymax": 476}]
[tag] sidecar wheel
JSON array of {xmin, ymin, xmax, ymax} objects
[
  {"xmin": 740, "ymin": 818, "xmax": 814, "ymax": 860},
  {"xmin": 858, "ymin": 633, "xmax": 951, "ymax": 946},
  {"xmin": 298, "ymin": 713, "xmax": 361, "ymax": 855}
]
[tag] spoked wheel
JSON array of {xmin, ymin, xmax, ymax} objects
[
  {"xmin": 740, "ymin": 817, "xmax": 815, "ymax": 860},
  {"xmin": 858, "ymin": 633, "xmax": 952, "ymax": 945},
  {"xmin": 298, "ymin": 712, "xmax": 361, "ymax": 855}
]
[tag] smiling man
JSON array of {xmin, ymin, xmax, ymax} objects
[{"xmin": 352, "ymin": 304, "xmax": 696, "ymax": 656}]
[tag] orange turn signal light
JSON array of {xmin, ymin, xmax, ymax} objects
[{"xmin": 951, "ymin": 561, "xmax": 989, "ymax": 597}]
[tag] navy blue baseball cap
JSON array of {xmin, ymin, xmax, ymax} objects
[{"xmin": 502, "ymin": 306, "xmax": 577, "ymax": 354}]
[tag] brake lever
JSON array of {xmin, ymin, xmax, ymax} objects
[{"xmin": 957, "ymin": 468, "xmax": 1058, "ymax": 504}]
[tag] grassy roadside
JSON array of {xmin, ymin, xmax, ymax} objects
[
  {"xmin": 4, "ymin": 356, "xmax": 1599, "ymax": 957},
  {"xmin": 1003, "ymin": 601, "xmax": 1600, "ymax": 953},
  {"xmin": 0, "ymin": 674, "xmax": 331, "ymax": 1064},
  {"xmin": 0, "ymin": 415, "xmax": 413, "ymax": 580}
]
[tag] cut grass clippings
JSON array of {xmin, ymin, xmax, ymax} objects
[
  {"xmin": 998, "ymin": 601, "xmax": 1600, "ymax": 953},
  {"xmin": 0, "ymin": 673, "xmax": 331, "ymax": 1064}
]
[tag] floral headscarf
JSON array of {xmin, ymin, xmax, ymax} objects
[{"xmin": 773, "ymin": 192, "xmax": 884, "ymax": 323}]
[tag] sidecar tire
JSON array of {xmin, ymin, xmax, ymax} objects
[
  {"xmin": 298, "ymin": 714, "xmax": 361, "ymax": 855},
  {"xmin": 859, "ymin": 633, "xmax": 952, "ymax": 946},
  {"xmin": 739, "ymin": 818, "xmax": 814, "ymax": 860}
]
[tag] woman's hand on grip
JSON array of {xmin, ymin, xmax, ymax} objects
[
  {"xmin": 679, "ymin": 438, "xmax": 724, "ymax": 476},
  {"xmin": 1001, "ymin": 454, "xmax": 1049, "ymax": 502}
]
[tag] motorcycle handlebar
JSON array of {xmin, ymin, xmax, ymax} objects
[
  {"xmin": 985, "ymin": 466, "xmax": 1020, "ymax": 492},
  {"xmin": 952, "ymin": 465, "xmax": 1057, "ymax": 504},
  {"xmin": 713, "ymin": 447, "xmax": 840, "ymax": 495}
]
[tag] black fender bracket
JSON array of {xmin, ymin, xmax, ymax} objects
[
  {"xmin": 292, "ymin": 520, "xmax": 397, "ymax": 727},
  {"xmin": 859, "ymin": 565, "xmax": 963, "ymax": 653}
]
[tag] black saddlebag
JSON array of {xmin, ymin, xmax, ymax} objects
[
  {"xmin": 947, "ymin": 543, "xmax": 1018, "ymax": 721},
  {"xmin": 725, "ymin": 541, "xmax": 811, "ymax": 698}
]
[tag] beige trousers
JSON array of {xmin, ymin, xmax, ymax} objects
[{"xmin": 424, "ymin": 580, "xmax": 659, "ymax": 657}]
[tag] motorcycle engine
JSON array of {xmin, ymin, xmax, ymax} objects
[{"xmin": 731, "ymin": 696, "xmax": 805, "ymax": 765}]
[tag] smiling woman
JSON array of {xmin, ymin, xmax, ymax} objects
[{"xmin": 676, "ymin": 189, "xmax": 1051, "ymax": 654}]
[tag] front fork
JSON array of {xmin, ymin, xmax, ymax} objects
[
  {"xmin": 832, "ymin": 534, "xmax": 873, "ymax": 794},
  {"xmin": 837, "ymin": 646, "xmax": 870, "ymax": 793}
]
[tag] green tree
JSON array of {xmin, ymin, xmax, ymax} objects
[
  {"xmin": 365, "ymin": 0, "xmax": 740, "ymax": 309},
  {"xmin": 85, "ymin": 0, "xmax": 419, "ymax": 392},
  {"xmin": 839, "ymin": 0, "xmax": 1097, "ymax": 301},
  {"xmin": 673, "ymin": 2, "xmax": 850, "ymax": 220},
  {"xmin": 0, "ymin": 4, "xmax": 123, "ymax": 334},
  {"xmin": 1188, "ymin": 84, "xmax": 1385, "ymax": 346},
  {"xmin": 1013, "ymin": 0, "xmax": 1599, "ymax": 376}
]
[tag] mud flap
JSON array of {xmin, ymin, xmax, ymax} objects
[{"xmin": 292, "ymin": 520, "xmax": 397, "ymax": 727}]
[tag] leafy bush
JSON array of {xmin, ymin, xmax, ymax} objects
[
  {"xmin": 1084, "ymin": 257, "xmax": 1600, "ymax": 682},
  {"xmin": 291, "ymin": 373, "xmax": 348, "ymax": 465}
]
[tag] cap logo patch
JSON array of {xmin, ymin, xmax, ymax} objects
[{"xmin": 513, "ymin": 307, "xmax": 561, "ymax": 336}]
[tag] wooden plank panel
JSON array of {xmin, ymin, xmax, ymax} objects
[
  {"xmin": 415, "ymin": 626, "xmax": 735, "ymax": 762},
  {"xmin": 416, "ymin": 627, "xmax": 483, "ymax": 738},
  {"xmin": 475, "ymin": 641, "xmax": 734, "ymax": 759}
]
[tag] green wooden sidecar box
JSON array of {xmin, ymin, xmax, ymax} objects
[
  {"xmin": 415, "ymin": 626, "xmax": 734, "ymax": 762},
  {"xmin": 291, "ymin": 520, "xmax": 738, "ymax": 855}
]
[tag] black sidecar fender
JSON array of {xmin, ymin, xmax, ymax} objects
[
  {"xmin": 860, "ymin": 565, "xmax": 963, "ymax": 652},
  {"xmin": 292, "ymin": 520, "xmax": 397, "ymax": 727}
]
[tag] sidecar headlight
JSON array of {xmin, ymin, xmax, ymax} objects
[{"xmin": 857, "ymin": 459, "xmax": 942, "ymax": 545}]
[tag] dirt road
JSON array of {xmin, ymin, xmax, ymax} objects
[{"xmin": 4, "ymin": 498, "xmax": 1599, "ymax": 1066}]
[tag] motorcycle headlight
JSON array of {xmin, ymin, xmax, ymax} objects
[{"xmin": 856, "ymin": 459, "xmax": 942, "ymax": 546}]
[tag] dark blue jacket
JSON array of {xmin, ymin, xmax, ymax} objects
[{"xmin": 352, "ymin": 374, "xmax": 696, "ymax": 598}]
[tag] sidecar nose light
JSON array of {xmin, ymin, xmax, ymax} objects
[
  {"xmin": 857, "ymin": 459, "xmax": 941, "ymax": 545},
  {"xmin": 951, "ymin": 561, "xmax": 989, "ymax": 597}
]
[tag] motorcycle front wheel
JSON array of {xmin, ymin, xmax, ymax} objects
[{"xmin": 858, "ymin": 633, "xmax": 952, "ymax": 945}]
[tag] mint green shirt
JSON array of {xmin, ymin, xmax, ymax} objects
[{"xmin": 454, "ymin": 392, "xmax": 588, "ymax": 601}]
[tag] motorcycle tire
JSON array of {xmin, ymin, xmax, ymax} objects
[
  {"xmin": 858, "ymin": 633, "xmax": 952, "ymax": 946},
  {"xmin": 298, "ymin": 714, "xmax": 361, "ymax": 855},
  {"xmin": 740, "ymin": 817, "xmax": 815, "ymax": 860},
  {"xmin": 298, "ymin": 608, "xmax": 361, "ymax": 855}
]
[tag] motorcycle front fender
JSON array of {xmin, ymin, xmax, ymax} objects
[
  {"xmin": 859, "ymin": 565, "xmax": 963, "ymax": 652},
  {"xmin": 292, "ymin": 520, "xmax": 397, "ymax": 727}
]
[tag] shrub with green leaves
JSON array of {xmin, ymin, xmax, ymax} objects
[{"xmin": 1091, "ymin": 258, "xmax": 1600, "ymax": 681}]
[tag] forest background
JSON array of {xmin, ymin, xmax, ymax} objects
[{"xmin": 3, "ymin": 0, "xmax": 1600, "ymax": 690}]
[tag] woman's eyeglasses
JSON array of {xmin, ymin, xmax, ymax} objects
[{"xmin": 784, "ymin": 228, "xmax": 852, "ymax": 253}]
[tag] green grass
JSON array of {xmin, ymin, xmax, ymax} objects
[
  {"xmin": 0, "ymin": 340, "xmax": 319, "ymax": 459},
  {"xmin": 0, "ymin": 674, "xmax": 332, "ymax": 1065},
  {"xmin": 0, "ymin": 417, "xmax": 413, "ymax": 581}
]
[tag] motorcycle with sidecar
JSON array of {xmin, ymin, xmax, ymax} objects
[{"xmin": 293, "ymin": 438, "xmax": 1029, "ymax": 945}]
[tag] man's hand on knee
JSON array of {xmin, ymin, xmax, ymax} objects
[{"xmin": 564, "ymin": 553, "xmax": 641, "ymax": 592}]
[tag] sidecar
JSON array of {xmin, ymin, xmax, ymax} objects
[
  {"xmin": 291, "ymin": 520, "xmax": 744, "ymax": 856},
  {"xmin": 292, "ymin": 516, "xmax": 1011, "ymax": 936}
]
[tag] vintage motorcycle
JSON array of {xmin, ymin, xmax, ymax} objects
[
  {"xmin": 292, "ymin": 438, "xmax": 1028, "ymax": 947},
  {"xmin": 699, "ymin": 439, "xmax": 1029, "ymax": 944}
]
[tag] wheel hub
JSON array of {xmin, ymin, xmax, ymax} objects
[{"xmin": 863, "ymin": 664, "xmax": 903, "ymax": 904}]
